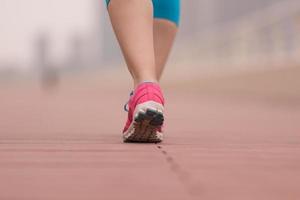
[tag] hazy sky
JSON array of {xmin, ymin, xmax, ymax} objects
[
  {"xmin": 0, "ymin": 0, "xmax": 288, "ymax": 70},
  {"xmin": 0, "ymin": 0, "xmax": 100, "ymax": 69}
]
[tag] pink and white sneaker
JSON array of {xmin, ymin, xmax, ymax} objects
[{"xmin": 123, "ymin": 82, "xmax": 165, "ymax": 143}]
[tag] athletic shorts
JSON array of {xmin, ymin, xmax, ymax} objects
[{"xmin": 105, "ymin": 0, "xmax": 180, "ymax": 26}]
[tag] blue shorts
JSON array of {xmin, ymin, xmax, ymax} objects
[{"xmin": 105, "ymin": 0, "xmax": 180, "ymax": 26}]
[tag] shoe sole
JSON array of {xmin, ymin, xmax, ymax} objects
[{"xmin": 123, "ymin": 101, "xmax": 164, "ymax": 143}]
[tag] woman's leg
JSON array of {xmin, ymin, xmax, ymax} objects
[
  {"xmin": 152, "ymin": 0, "xmax": 180, "ymax": 80},
  {"xmin": 106, "ymin": 0, "xmax": 180, "ymax": 142},
  {"xmin": 153, "ymin": 19, "xmax": 178, "ymax": 80},
  {"xmin": 107, "ymin": 0, "xmax": 157, "ymax": 87}
]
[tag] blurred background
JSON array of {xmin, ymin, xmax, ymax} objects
[
  {"xmin": 1, "ymin": 2, "xmax": 300, "ymax": 199},
  {"xmin": 0, "ymin": 0, "xmax": 299, "ymax": 139},
  {"xmin": 1, "ymin": 0, "xmax": 300, "ymax": 85}
]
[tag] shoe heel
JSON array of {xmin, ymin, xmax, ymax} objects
[
  {"xmin": 124, "ymin": 101, "xmax": 164, "ymax": 143},
  {"xmin": 134, "ymin": 108, "xmax": 164, "ymax": 127}
]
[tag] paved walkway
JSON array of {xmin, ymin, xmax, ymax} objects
[{"xmin": 0, "ymin": 74, "xmax": 300, "ymax": 200}]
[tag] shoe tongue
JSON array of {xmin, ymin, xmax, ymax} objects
[{"xmin": 138, "ymin": 80, "xmax": 158, "ymax": 85}]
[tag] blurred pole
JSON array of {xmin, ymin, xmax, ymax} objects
[
  {"xmin": 35, "ymin": 33, "xmax": 59, "ymax": 90},
  {"xmin": 66, "ymin": 35, "xmax": 84, "ymax": 70},
  {"xmin": 89, "ymin": 0, "xmax": 103, "ymax": 67}
]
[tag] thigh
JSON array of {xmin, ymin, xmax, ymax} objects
[{"xmin": 152, "ymin": 0, "xmax": 180, "ymax": 26}]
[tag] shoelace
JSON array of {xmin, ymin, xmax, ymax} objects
[{"xmin": 123, "ymin": 91, "xmax": 134, "ymax": 112}]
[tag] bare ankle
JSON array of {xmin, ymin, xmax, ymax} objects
[{"xmin": 134, "ymin": 79, "xmax": 159, "ymax": 88}]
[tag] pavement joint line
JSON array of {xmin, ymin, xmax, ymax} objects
[
  {"xmin": 156, "ymin": 144, "xmax": 200, "ymax": 198},
  {"xmin": 0, "ymin": 140, "xmax": 120, "ymax": 144},
  {"xmin": 0, "ymin": 149, "xmax": 128, "ymax": 153}
]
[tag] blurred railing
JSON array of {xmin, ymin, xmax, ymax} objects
[{"xmin": 194, "ymin": 0, "xmax": 300, "ymax": 70}]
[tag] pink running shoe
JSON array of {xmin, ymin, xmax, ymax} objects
[{"xmin": 123, "ymin": 82, "xmax": 165, "ymax": 143}]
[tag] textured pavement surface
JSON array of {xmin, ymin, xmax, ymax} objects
[{"xmin": 0, "ymin": 71, "xmax": 300, "ymax": 200}]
